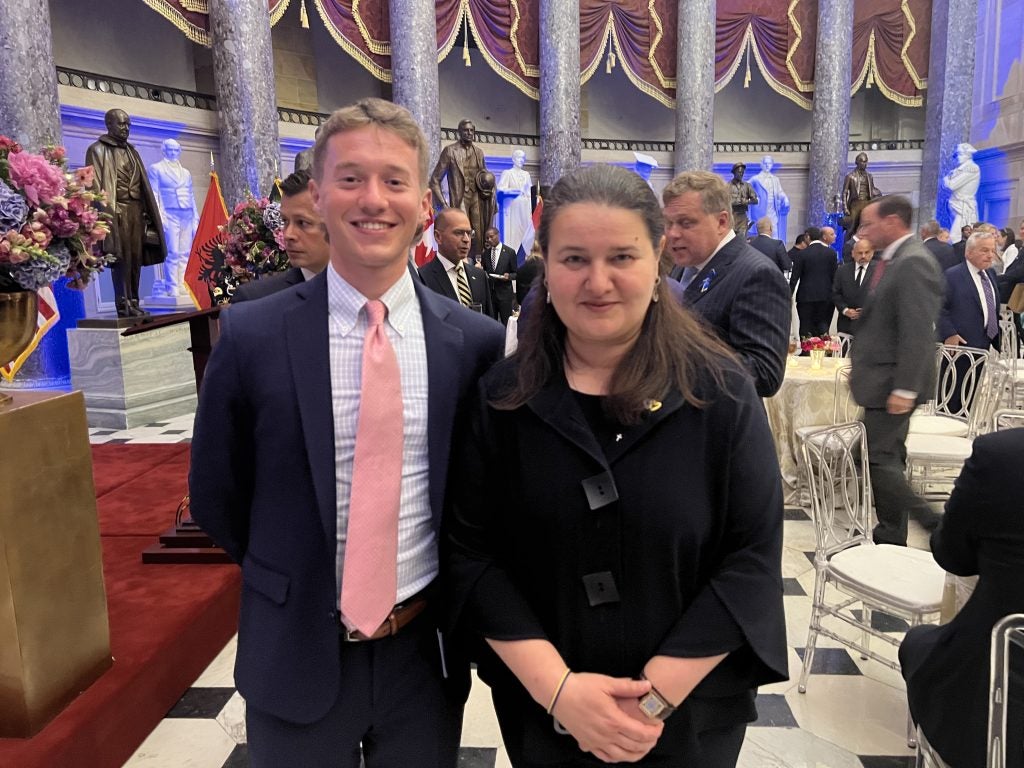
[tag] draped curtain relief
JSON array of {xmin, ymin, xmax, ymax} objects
[{"xmin": 137, "ymin": 0, "xmax": 930, "ymax": 109}]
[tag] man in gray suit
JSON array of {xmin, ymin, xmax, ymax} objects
[{"xmin": 851, "ymin": 196, "xmax": 944, "ymax": 545}]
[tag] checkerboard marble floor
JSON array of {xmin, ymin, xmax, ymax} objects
[{"xmin": 95, "ymin": 415, "xmax": 935, "ymax": 768}]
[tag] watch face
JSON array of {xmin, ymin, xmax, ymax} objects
[{"xmin": 638, "ymin": 693, "xmax": 667, "ymax": 720}]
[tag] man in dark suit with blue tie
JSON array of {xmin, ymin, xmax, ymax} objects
[
  {"xmin": 938, "ymin": 230, "xmax": 1001, "ymax": 352},
  {"xmin": 663, "ymin": 171, "xmax": 791, "ymax": 397},
  {"xmin": 189, "ymin": 98, "xmax": 505, "ymax": 768},
  {"xmin": 832, "ymin": 236, "xmax": 875, "ymax": 335},
  {"xmin": 790, "ymin": 226, "xmax": 838, "ymax": 338}
]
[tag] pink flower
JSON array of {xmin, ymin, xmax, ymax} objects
[
  {"xmin": 74, "ymin": 165, "xmax": 95, "ymax": 188},
  {"xmin": 0, "ymin": 136, "xmax": 22, "ymax": 153},
  {"xmin": 8, "ymin": 150, "xmax": 66, "ymax": 206},
  {"xmin": 43, "ymin": 145, "xmax": 67, "ymax": 165}
]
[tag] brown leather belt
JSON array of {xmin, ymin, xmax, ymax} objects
[{"xmin": 341, "ymin": 597, "xmax": 428, "ymax": 642}]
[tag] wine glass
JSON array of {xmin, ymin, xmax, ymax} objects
[{"xmin": 788, "ymin": 335, "xmax": 799, "ymax": 365}]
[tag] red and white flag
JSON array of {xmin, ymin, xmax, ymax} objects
[
  {"xmin": 516, "ymin": 197, "xmax": 543, "ymax": 266},
  {"xmin": 413, "ymin": 208, "xmax": 437, "ymax": 267},
  {"xmin": 184, "ymin": 172, "xmax": 229, "ymax": 310},
  {"xmin": 1, "ymin": 285, "xmax": 59, "ymax": 382}
]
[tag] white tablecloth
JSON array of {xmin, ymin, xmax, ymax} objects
[{"xmin": 764, "ymin": 356, "xmax": 852, "ymax": 494}]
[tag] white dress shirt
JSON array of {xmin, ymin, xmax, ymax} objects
[{"xmin": 326, "ymin": 265, "xmax": 435, "ymax": 603}]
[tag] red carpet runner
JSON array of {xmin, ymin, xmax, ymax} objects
[{"xmin": 0, "ymin": 444, "xmax": 241, "ymax": 768}]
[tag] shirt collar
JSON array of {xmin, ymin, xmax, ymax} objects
[
  {"xmin": 880, "ymin": 232, "xmax": 913, "ymax": 262},
  {"xmin": 697, "ymin": 230, "xmax": 735, "ymax": 271},
  {"xmin": 326, "ymin": 263, "xmax": 417, "ymax": 338},
  {"xmin": 436, "ymin": 253, "xmax": 463, "ymax": 272}
]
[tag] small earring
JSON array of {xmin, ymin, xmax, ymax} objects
[
  {"xmin": 544, "ymin": 280, "xmax": 551, "ymax": 304},
  {"xmin": 546, "ymin": 290, "xmax": 552, "ymax": 305},
  {"xmin": 652, "ymin": 276, "xmax": 661, "ymax": 303}
]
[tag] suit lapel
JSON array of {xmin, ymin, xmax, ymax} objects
[
  {"xmin": 415, "ymin": 282, "xmax": 465, "ymax": 523},
  {"xmin": 685, "ymin": 242, "xmax": 737, "ymax": 304},
  {"xmin": 283, "ymin": 273, "xmax": 337, "ymax": 545},
  {"xmin": 425, "ymin": 258, "xmax": 458, "ymax": 301}
]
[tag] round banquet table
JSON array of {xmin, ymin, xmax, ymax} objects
[{"xmin": 764, "ymin": 356, "xmax": 853, "ymax": 500}]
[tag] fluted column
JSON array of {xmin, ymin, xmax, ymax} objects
[
  {"xmin": 0, "ymin": 0, "xmax": 62, "ymax": 150},
  {"xmin": 0, "ymin": 0, "xmax": 70, "ymax": 391},
  {"xmin": 919, "ymin": 0, "xmax": 978, "ymax": 225},
  {"xmin": 208, "ymin": 0, "xmax": 280, "ymax": 208},
  {"xmin": 389, "ymin": 0, "xmax": 441, "ymax": 172},
  {"xmin": 539, "ymin": 0, "xmax": 581, "ymax": 187},
  {"xmin": 674, "ymin": 0, "xmax": 716, "ymax": 172},
  {"xmin": 806, "ymin": 0, "xmax": 854, "ymax": 228}
]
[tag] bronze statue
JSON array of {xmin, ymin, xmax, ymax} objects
[
  {"xmin": 86, "ymin": 109, "xmax": 166, "ymax": 317},
  {"xmin": 842, "ymin": 152, "xmax": 882, "ymax": 234},
  {"xmin": 727, "ymin": 162, "xmax": 758, "ymax": 237},
  {"xmin": 429, "ymin": 119, "xmax": 491, "ymax": 253}
]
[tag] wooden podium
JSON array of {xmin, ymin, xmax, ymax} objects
[
  {"xmin": 0, "ymin": 391, "xmax": 112, "ymax": 737},
  {"xmin": 120, "ymin": 307, "xmax": 234, "ymax": 564}
]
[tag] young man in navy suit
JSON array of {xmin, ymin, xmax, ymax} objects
[
  {"xmin": 663, "ymin": 170, "xmax": 790, "ymax": 397},
  {"xmin": 189, "ymin": 98, "xmax": 505, "ymax": 768}
]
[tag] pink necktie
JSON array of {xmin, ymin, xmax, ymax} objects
[{"xmin": 341, "ymin": 300, "xmax": 403, "ymax": 636}]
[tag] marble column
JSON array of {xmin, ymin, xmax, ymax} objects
[
  {"xmin": 806, "ymin": 0, "xmax": 854, "ymax": 229},
  {"xmin": 0, "ymin": 0, "xmax": 62, "ymax": 150},
  {"xmin": 389, "ymin": 0, "xmax": 441, "ymax": 172},
  {"xmin": 208, "ymin": 0, "xmax": 280, "ymax": 208},
  {"xmin": 674, "ymin": 0, "xmax": 716, "ymax": 172},
  {"xmin": 919, "ymin": 0, "xmax": 978, "ymax": 225},
  {"xmin": 539, "ymin": 0, "xmax": 581, "ymax": 187}
]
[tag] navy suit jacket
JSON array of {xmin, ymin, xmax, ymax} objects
[
  {"xmin": 937, "ymin": 262, "xmax": 1000, "ymax": 350},
  {"xmin": 230, "ymin": 267, "xmax": 305, "ymax": 303},
  {"xmin": 189, "ymin": 270, "xmax": 504, "ymax": 724},
  {"xmin": 748, "ymin": 234, "xmax": 791, "ymax": 272},
  {"xmin": 481, "ymin": 243, "xmax": 518, "ymax": 304},
  {"xmin": 924, "ymin": 237, "xmax": 960, "ymax": 272},
  {"xmin": 682, "ymin": 235, "xmax": 791, "ymax": 397},
  {"xmin": 901, "ymin": 429, "xmax": 1024, "ymax": 768},
  {"xmin": 790, "ymin": 242, "xmax": 838, "ymax": 303},
  {"xmin": 419, "ymin": 255, "xmax": 496, "ymax": 320}
]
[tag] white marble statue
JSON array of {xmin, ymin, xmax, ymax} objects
[
  {"xmin": 497, "ymin": 149, "xmax": 532, "ymax": 256},
  {"xmin": 748, "ymin": 155, "xmax": 790, "ymax": 241},
  {"xmin": 943, "ymin": 143, "xmax": 980, "ymax": 243},
  {"xmin": 147, "ymin": 139, "xmax": 198, "ymax": 298}
]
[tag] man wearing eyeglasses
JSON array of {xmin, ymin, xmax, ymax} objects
[{"xmin": 418, "ymin": 207, "xmax": 495, "ymax": 319}]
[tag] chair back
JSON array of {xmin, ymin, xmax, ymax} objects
[
  {"xmin": 997, "ymin": 307, "xmax": 1019, "ymax": 363},
  {"xmin": 987, "ymin": 613, "xmax": 1024, "ymax": 768},
  {"xmin": 934, "ymin": 344, "xmax": 992, "ymax": 421},
  {"xmin": 967, "ymin": 360, "xmax": 1010, "ymax": 438},
  {"xmin": 993, "ymin": 408, "xmax": 1024, "ymax": 432},
  {"xmin": 836, "ymin": 332, "xmax": 854, "ymax": 358},
  {"xmin": 832, "ymin": 365, "xmax": 858, "ymax": 424},
  {"xmin": 800, "ymin": 422, "xmax": 871, "ymax": 561}
]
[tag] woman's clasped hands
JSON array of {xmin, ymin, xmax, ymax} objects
[{"xmin": 551, "ymin": 672, "xmax": 664, "ymax": 763}]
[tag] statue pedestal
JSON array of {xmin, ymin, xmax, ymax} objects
[
  {"xmin": 67, "ymin": 319, "xmax": 198, "ymax": 429},
  {"xmin": 0, "ymin": 391, "xmax": 112, "ymax": 737},
  {"xmin": 143, "ymin": 294, "xmax": 195, "ymax": 312}
]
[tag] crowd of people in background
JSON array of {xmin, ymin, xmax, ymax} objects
[{"xmin": 189, "ymin": 96, "xmax": 1024, "ymax": 768}]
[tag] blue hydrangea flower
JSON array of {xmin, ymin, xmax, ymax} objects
[{"xmin": 0, "ymin": 183, "xmax": 29, "ymax": 232}]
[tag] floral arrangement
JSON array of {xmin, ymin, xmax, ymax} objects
[
  {"xmin": 801, "ymin": 335, "xmax": 842, "ymax": 355},
  {"xmin": 0, "ymin": 136, "xmax": 112, "ymax": 292},
  {"xmin": 198, "ymin": 195, "xmax": 287, "ymax": 304}
]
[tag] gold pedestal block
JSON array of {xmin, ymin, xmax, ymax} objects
[{"xmin": 0, "ymin": 391, "xmax": 112, "ymax": 738}]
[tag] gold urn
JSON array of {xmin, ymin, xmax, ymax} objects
[{"xmin": 0, "ymin": 292, "xmax": 38, "ymax": 405}]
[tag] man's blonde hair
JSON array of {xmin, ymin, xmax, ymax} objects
[
  {"xmin": 311, "ymin": 98, "xmax": 430, "ymax": 189},
  {"xmin": 662, "ymin": 171, "xmax": 731, "ymax": 220}
]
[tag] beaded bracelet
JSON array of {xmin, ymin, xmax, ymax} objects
[{"xmin": 546, "ymin": 668, "xmax": 572, "ymax": 715}]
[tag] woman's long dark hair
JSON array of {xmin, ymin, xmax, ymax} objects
[{"xmin": 493, "ymin": 165, "xmax": 736, "ymax": 424}]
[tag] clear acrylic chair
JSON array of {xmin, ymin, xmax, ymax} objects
[
  {"xmin": 994, "ymin": 408, "xmax": 1024, "ymax": 432},
  {"xmin": 907, "ymin": 357, "xmax": 1008, "ymax": 498},
  {"xmin": 910, "ymin": 344, "xmax": 991, "ymax": 438},
  {"xmin": 987, "ymin": 613, "xmax": 1024, "ymax": 768},
  {"xmin": 835, "ymin": 331, "xmax": 854, "ymax": 358},
  {"xmin": 996, "ymin": 307, "xmax": 1023, "ymax": 409},
  {"xmin": 799, "ymin": 422, "xmax": 946, "ymax": 747}
]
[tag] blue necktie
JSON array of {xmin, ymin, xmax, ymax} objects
[
  {"xmin": 980, "ymin": 270, "xmax": 998, "ymax": 339},
  {"xmin": 679, "ymin": 266, "xmax": 699, "ymax": 288}
]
